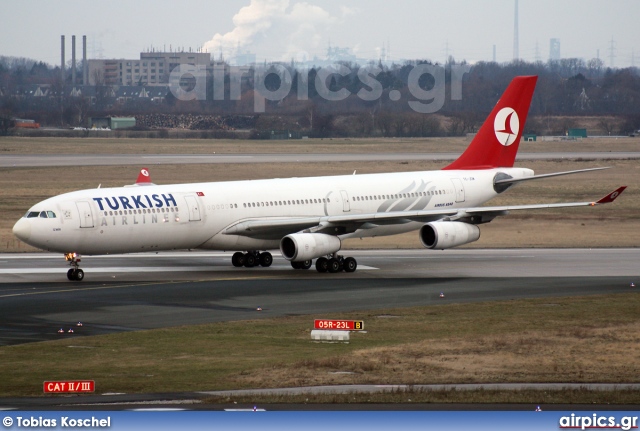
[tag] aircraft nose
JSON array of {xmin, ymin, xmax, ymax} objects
[{"xmin": 12, "ymin": 218, "xmax": 31, "ymax": 242}]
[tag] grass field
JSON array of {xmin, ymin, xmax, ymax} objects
[
  {"xmin": 0, "ymin": 136, "xmax": 638, "ymax": 403},
  {"xmin": 1, "ymin": 293, "xmax": 638, "ymax": 402},
  {"xmin": 1, "ymin": 135, "xmax": 639, "ymax": 154}
]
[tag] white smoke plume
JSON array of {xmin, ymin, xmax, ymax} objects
[{"xmin": 202, "ymin": 0, "xmax": 354, "ymax": 62}]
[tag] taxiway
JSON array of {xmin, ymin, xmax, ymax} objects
[{"xmin": 1, "ymin": 249, "xmax": 638, "ymax": 346}]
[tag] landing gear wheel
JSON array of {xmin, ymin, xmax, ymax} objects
[
  {"xmin": 315, "ymin": 257, "xmax": 329, "ymax": 273},
  {"xmin": 328, "ymin": 258, "xmax": 341, "ymax": 273},
  {"xmin": 64, "ymin": 253, "xmax": 84, "ymax": 281},
  {"xmin": 343, "ymin": 257, "xmax": 357, "ymax": 273},
  {"xmin": 244, "ymin": 252, "xmax": 256, "ymax": 267},
  {"xmin": 259, "ymin": 252, "xmax": 273, "ymax": 267},
  {"xmin": 232, "ymin": 252, "xmax": 245, "ymax": 267},
  {"xmin": 74, "ymin": 269, "xmax": 84, "ymax": 281},
  {"xmin": 66, "ymin": 268, "xmax": 84, "ymax": 281},
  {"xmin": 299, "ymin": 260, "xmax": 312, "ymax": 270},
  {"xmin": 291, "ymin": 260, "xmax": 311, "ymax": 270}
]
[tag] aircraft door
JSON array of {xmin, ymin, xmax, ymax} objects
[
  {"xmin": 76, "ymin": 201, "xmax": 94, "ymax": 228},
  {"xmin": 340, "ymin": 190, "xmax": 351, "ymax": 212},
  {"xmin": 450, "ymin": 178, "xmax": 466, "ymax": 203},
  {"xmin": 184, "ymin": 195, "xmax": 202, "ymax": 221}
]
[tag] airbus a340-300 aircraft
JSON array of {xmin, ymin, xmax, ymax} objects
[{"xmin": 13, "ymin": 76, "xmax": 626, "ymax": 281}]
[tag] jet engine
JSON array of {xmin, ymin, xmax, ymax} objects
[
  {"xmin": 419, "ymin": 221, "xmax": 480, "ymax": 250},
  {"xmin": 280, "ymin": 233, "xmax": 341, "ymax": 261}
]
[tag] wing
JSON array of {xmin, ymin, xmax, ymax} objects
[{"xmin": 223, "ymin": 187, "xmax": 627, "ymax": 240}]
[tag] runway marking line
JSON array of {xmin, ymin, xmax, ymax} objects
[
  {"xmin": 0, "ymin": 276, "xmax": 283, "ymax": 299},
  {"xmin": 0, "ymin": 265, "xmax": 378, "ymax": 276}
]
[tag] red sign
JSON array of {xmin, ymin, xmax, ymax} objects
[
  {"xmin": 314, "ymin": 319, "xmax": 364, "ymax": 331},
  {"xmin": 43, "ymin": 380, "xmax": 95, "ymax": 393}
]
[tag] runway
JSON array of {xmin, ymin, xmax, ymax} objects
[
  {"xmin": 1, "ymin": 151, "xmax": 639, "ymax": 167},
  {"xmin": 1, "ymin": 249, "xmax": 638, "ymax": 346}
]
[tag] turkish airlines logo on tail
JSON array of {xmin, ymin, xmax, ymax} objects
[{"xmin": 494, "ymin": 107, "xmax": 520, "ymax": 146}]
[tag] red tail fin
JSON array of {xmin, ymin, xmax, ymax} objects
[
  {"xmin": 443, "ymin": 76, "xmax": 538, "ymax": 170},
  {"xmin": 136, "ymin": 168, "xmax": 152, "ymax": 184}
]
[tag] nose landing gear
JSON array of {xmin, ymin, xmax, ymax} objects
[{"xmin": 65, "ymin": 253, "xmax": 84, "ymax": 281}]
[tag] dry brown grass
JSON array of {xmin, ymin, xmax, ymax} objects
[
  {"xmin": 1, "ymin": 137, "xmax": 638, "ymax": 252},
  {"xmin": 230, "ymin": 316, "xmax": 640, "ymax": 391},
  {"xmin": 1, "ymin": 293, "xmax": 639, "ymax": 398},
  {"xmin": 1, "ymin": 135, "xmax": 639, "ymax": 154}
]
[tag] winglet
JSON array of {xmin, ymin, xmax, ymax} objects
[
  {"xmin": 594, "ymin": 186, "xmax": 627, "ymax": 205},
  {"xmin": 135, "ymin": 168, "xmax": 153, "ymax": 185}
]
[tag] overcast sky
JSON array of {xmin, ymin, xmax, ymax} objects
[{"xmin": 1, "ymin": 0, "xmax": 639, "ymax": 68}]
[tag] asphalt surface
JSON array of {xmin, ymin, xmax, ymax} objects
[
  {"xmin": 1, "ymin": 249, "xmax": 638, "ymax": 346},
  {"xmin": 2, "ymin": 151, "xmax": 639, "ymax": 167}
]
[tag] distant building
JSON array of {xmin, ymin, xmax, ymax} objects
[
  {"xmin": 549, "ymin": 38, "xmax": 561, "ymax": 61},
  {"xmin": 9, "ymin": 83, "xmax": 168, "ymax": 106},
  {"xmin": 326, "ymin": 46, "xmax": 357, "ymax": 63},
  {"xmin": 235, "ymin": 50, "xmax": 256, "ymax": 66},
  {"xmin": 88, "ymin": 51, "xmax": 210, "ymax": 86},
  {"xmin": 88, "ymin": 116, "xmax": 136, "ymax": 129}
]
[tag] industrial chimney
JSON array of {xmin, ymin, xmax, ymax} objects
[
  {"xmin": 83, "ymin": 35, "xmax": 88, "ymax": 85},
  {"xmin": 72, "ymin": 35, "xmax": 76, "ymax": 85},
  {"xmin": 61, "ymin": 35, "xmax": 65, "ymax": 82}
]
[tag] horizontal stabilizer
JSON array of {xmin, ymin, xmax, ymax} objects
[{"xmin": 494, "ymin": 167, "xmax": 610, "ymax": 186}]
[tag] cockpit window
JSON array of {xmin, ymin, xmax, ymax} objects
[{"xmin": 24, "ymin": 210, "xmax": 56, "ymax": 218}]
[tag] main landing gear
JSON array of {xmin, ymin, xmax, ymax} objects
[
  {"xmin": 313, "ymin": 254, "xmax": 357, "ymax": 273},
  {"xmin": 290, "ymin": 254, "xmax": 357, "ymax": 273},
  {"xmin": 232, "ymin": 251, "xmax": 273, "ymax": 268},
  {"xmin": 65, "ymin": 252, "xmax": 84, "ymax": 281},
  {"xmin": 231, "ymin": 251, "xmax": 358, "ymax": 273}
]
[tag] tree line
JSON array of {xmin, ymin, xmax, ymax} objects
[{"xmin": 1, "ymin": 55, "xmax": 639, "ymax": 137}]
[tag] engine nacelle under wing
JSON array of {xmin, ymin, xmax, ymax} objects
[
  {"xmin": 280, "ymin": 233, "xmax": 341, "ymax": 261},
  {"xmin": 419, "ymin": 221, "xmax": 480, "ymax": 250}
]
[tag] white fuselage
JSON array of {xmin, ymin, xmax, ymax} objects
[{"xmin": 15, "ymin": 167, "xmax": 534, "ymax": 255}]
